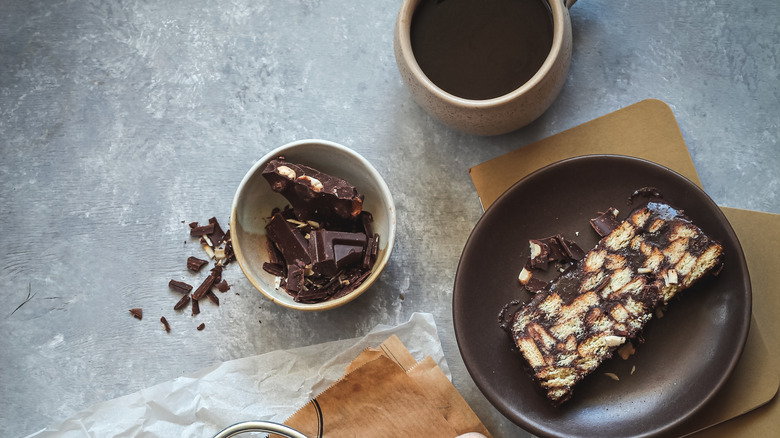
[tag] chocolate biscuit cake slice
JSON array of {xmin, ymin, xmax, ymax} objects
[{"xmin": 510, "ymin": 199, "xmax": 724, "ymax": 405}]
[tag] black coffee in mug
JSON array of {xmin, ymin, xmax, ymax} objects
[{"xmin": 410, "ymin": 0, "xmax": 554, "ymax": 101}]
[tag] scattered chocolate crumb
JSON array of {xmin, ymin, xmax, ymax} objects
[
  {"xmin": 174, "ymin": 293, "xmax": 191, "ymax": 311},
  {"xmin": 205, "ymin": 290, "xmax": 220, "ymax": 306},
  {"xmin": 216, "ymin": 280, "xmax": 230, "ymax": 292},
  {"xmin": 197, "ymin": 323, "xmax": 205, "ymax": 331},
  {"xmin": 160, "ymin": 316, "xmax": 171, "ymax": 332},
  {"xmin": 129, "ymin": 308, "xmax": 143, "ymax": 320},
  {"xmin": 169, "ymin": 279, "xmax": 193, "ymax": 294},
  {"xmin": 165, "ymin": 216, "xmax": 236, "ymax": 332},
  {"xmin": 187, "ymin": 256, "xmax": 209, "ymax": 272}
]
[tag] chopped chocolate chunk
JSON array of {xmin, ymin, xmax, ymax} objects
[
  {"xmin": 192, "ymin": 274, "xmax": 215, "ymax": 301},
  {"xmin": 559, "ymin": 236, "xmax": 585, "ymax": 261},
  {"xmin": 262, "ymin": 262, "xmax": 285, "ymax": 277},
  {"xmin": 362, "ymin": 234, "xmax": 379, "ymax": 270},
  {"xmin": 191, "ymin": 299, "xmax": 200, "ymax": 315},
  {"xmin": 308, "ymin": 229, "xmax": 367, "ymax": 277},
  {"xmin": 216, "ymin": 280, "xmax": 230, "ymax": 292},
  {"xmin": 295, "ymin": 287, "xmax": 331, "ymax": 303},
  {"xmin": 187, "ymin": 256, "xmax": 209, "ymax": 272},
  {"xmin": 285, "ymin": 264, "xmax": 305, "ymax": 294},
  {"xmin": 590, "ymin": 207, "xmax": 621, "ymax": 237},
  {"xmin": 129, "ymin": 308, "xmax": 143, "ymax": 320},
  {"xmin": 197, "ymin": 323, "xmax": 205, "ymax": 331},
  {"xmin": 169, "ymin": 279, "xmax": 193, "ymax": 294},
  {"xmin": 160, "ymin": 316, "xmax": 171, "ymax": 333},
  {"xmin": 205, "ymin": 290, "xmax": 219, "ymax": 305},
  {"xmin": 333, "ymin": 270, "xmax": 372, "ymax": 299},
  {"xmin": 265, "ymin": 213, "xmax": 312, "ymax": 266},
  {"xmin": 210, "ymin": 264, "xmax": 223, "ymax": 284},
  {"xmin": 360, "ymin": 211, "xmax": 374, "ymax": 236},
  {"xmin": 524, "ymin": 276, "xmax": 548, "ymax": 294},
  {"xmin": 223, "ymin": 239, "xmax": 235, "ymax": 265},
  {"xmin": 174, "ymin": 293, "xmax": 191, "ymax": 311},
  {"xmin": 189, "ymin": 223, "xmax": 215, "ymax": 237},
  {"xmin": 207, "ymin": 217, "xmax": 226, "ymax": 247},
  {"xmin": 262, "ymin": 158, "xmax": 364, "ymax": 228}
]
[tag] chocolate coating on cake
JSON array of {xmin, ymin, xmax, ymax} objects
[{"xmin": 510, "ymin": 199, "xmax": 724, "ymax": 405}]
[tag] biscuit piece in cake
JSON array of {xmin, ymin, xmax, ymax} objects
[{"xmin": 510, "ymin": 199, "xmax": 724, "ymax": 405}]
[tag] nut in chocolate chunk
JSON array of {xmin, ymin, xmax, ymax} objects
[{"xmin": 262, "ymin": 158, "xmax": 364, "ymax": 228}]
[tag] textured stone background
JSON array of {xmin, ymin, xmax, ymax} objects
[{"xmin": 1, "ymin": 0, "xmax": 777, "ymax": 436}]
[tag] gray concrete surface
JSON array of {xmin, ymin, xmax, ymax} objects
[{"xmin": 1, "ymin": 0, "xmax": 778, "ymax": 436}]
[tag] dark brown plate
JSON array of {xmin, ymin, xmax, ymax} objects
[{"xmin": 453, "ymin": 155, "xmax": 751, "ymax": 438}]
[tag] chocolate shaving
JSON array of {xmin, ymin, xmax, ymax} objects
[
  {"xmin": 191, "ymin": 299, "xmax": 200, "ymax": 315},
  {"xmin": 190, "ymin": 223, "xmax": 215, "ymax": 237},
  {"xmin": 187, "ymin": 256, "xmax": 209, "ymax": 272},
  {"xmin": 192, "ymin": 274, "xmax": 215, "ymax": 301},
  {"xmin": 197, "ymin": 323, "xmax": 205, "ymax": 331},
  {"xmin": 174, "ymin": 293, "xmax": 191, "ymax": 311},
  {"xmin": 160, "ymin": 316, "xmax": 171, "ymax": 332},
  {"xmin": 129, "ymin": 308, "xmax": 143, "ymax": 320},
  {"xmin": 169, "ymin": 279, "xmax": 193, "ymax": 294},
  {"xmin": 205, "ymin": 290, "xmax": 220, "ymax": 305}
]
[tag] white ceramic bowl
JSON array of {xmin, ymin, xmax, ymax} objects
[{"xmin": 230, "ymin": 139, "xmax": 396, "ymax": 311}]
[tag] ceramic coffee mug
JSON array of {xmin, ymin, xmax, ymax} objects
[{"xmin": 394, "ymin": 0, "xmax": 576, "ymax": 136}]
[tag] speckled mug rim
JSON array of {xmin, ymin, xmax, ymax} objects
[{"xmin": 396, "ymin": 0, "xmax": 568, "ymax": 108}]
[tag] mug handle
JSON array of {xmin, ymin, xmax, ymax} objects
[{"xmin": 564, "ymin": 0, "xmax": 577, "ymax": 8}]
